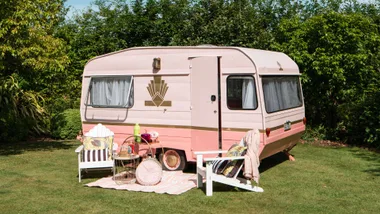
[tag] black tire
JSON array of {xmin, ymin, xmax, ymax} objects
[{"xmin": 158, "ymin": 149, "xmax": 187, "ymax": 171}]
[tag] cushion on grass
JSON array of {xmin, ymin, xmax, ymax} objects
[{"xmin": 222, "ymin": 144, "xmax": 247, "ymax": 177}]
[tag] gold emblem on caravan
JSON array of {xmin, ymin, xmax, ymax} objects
[{"xmin": 145, "ymin": 76, "xmax": 172, "ymax": 107}]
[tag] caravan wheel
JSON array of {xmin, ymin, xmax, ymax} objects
[{"xmin": 159, "ymin": 149, "xmax": 186, "ymax": 171}]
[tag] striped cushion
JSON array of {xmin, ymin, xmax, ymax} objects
[
  {"xmin": 222, "ymin": 144, "xmax": 247, "ymax": 177},
  {"xmin": 211, "ymin": 144, "xmax": 247, "ymax": 175},
  {"xmin": 212, "ymin": 159, "xmax": 228, "ymax": 174},
  {"xmin": 82, "ymin": 148, "xmax": 110, "ymax": 162}
]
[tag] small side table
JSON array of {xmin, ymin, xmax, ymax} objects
[{"xmin": 113, "ymin": 154, "xmax": 140, "ymax": 185}]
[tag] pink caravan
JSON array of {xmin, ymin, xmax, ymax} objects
[{"xmin": 80, "ymin": 46, "xmax": 306, "ymax": 171}]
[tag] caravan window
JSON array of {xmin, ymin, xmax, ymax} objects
[
  {"xmin": 86, "ymin": 76, "xmax": 134, "ymax": 108},
  {"xmin": 227, "ymin": 75, "xmax": 258, "ymax": 110},
  {"xmin": 262, "ymin": 76, "xmax": 302, "ymax": 113}
]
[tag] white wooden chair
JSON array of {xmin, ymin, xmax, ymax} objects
[
  {"xmin": 75, "ymin": 123, "xmax": 115, "ymax": 182},
  {"xmin": 194, "ymin": 150, "xmax": 264, "ymax": 196}
]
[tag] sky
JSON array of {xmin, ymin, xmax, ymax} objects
[
  {"xmin": 64, "ymin": 0, "xmax": 375, "ymax": 18},
  {"xmin": 65, "ymin": 0, "xmax": 93, "ymax": 10},
  {"xmin": 65, "ymin": 0, "xmax": 94, "ymax": 17}
]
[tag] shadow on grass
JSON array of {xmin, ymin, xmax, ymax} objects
[
  {"xmin": 184, "ymin": 152, "xmax": 290, "ymax": 194},
  {"xmin": 80, "ymin": 169, "xmax": 113, "ymax": 181},
  {"xmin": 259, "ymin": 152, "xmax": 289, "ymax": 173},
  {"xmin": 329, "ymin": 145, "xmax": 380, "ymax": 177},
  {"xmin": 184, "ymin": 152, "xmax": 290, "ymax": 175},
  {"xmin": 0, "ymin": 140, "xmax": 75, "ymax": 156},
  {"xmin": 350, "ymin": 149, "xmax": 380, "ymax": 177}
]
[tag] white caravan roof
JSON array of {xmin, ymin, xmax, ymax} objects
[{"xmin": 84, "ymin": 46, "xmax": 299, "ymax": 76}]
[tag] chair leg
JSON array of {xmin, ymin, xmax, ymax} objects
[
  {"xmin": 196, "ymin": 154, "xmax": 203, "ymax": 188},
  {"xmin": 206, "ymin": 178, "xmax": 213, "ymax": 196},
  {"xmin": 197, "ymin": 173, "xmax": 203, "ymax": 188},
  {"xmin": 206, "ymin": 162, "xmax": 213, "ymax": 196},
  {"xmin": 78, "ymin": 153, "xmax": 82, "ymax": 183},
  {"xmin": 78, "ymin": 168, "xmax": 81, "ymax": 183}
]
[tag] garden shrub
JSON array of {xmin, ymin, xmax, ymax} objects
[
  {"xmin": 0, "ymin": 116, "xmax": 30, "ymax": 142},
  {"xmin": 274, "ymin": 11, "xmax": 380, "ymax": 148},
  {"xmin": 338, "ymin": 89, "xmax": 380, "ymax": 148},
  {"xmin": 51, "ymin": 109, "xmax": 81, "ymax": 139},
  {"xmin": 0, "ymin": 77, "xmax": 46, "ymax": 143},
  {"xmin": 301, "ymin": 125, "xmax": 327, "ymax": 143}
]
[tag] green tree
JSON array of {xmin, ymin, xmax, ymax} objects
[
  {"xmin": 273, "ymin": 11, "xmax": 380, "ymax": 145},
  {"xmin": 0, "ymin": 0, "xmax": 69, "ymax": 78},
  {"xmin": 0, "ymin": 0, "xmax": 69, "ymax": 141}
]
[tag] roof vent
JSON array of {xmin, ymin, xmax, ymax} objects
[{"xmin": 277, "ymin": 61, "xmax": 283, "ymax": 71}]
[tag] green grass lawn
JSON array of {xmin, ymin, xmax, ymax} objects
[{"xmin": 0, "ymin": 140, "xmax": 379, "ymax": 214}]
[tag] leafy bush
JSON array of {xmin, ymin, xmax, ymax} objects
[
  {"xmin": 51, "ymin": 109, "xmax": 81, "ymax": 139},
  {"xmin": 338, "ymin": 88, "xmax": 380, "ymax": 148},
  {"xmin": 274, "ymin": 11, "xmax": 380, "ymax": 148},
  {"xmin": 0, "ymin": 115, "xmax": 29, "ymax": 142},
  {"xmin": 0, "ymin": 77, "xmax": 46, "ymax": 143},
  {"xmin": 301, "ymin": 125, "xmax": 327, "ymax": 143}
]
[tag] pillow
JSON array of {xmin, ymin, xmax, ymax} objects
[
  {"xmin": 82, "ymin": 148, "xmax": 110, "ymax": 162},
  {"xmin": 212, "ymin": 159, "xmax": 228, "ymax": 174},
  {"xmin": 222, "ymin": 144, "xmax": 247, "ymax": 177},
  {"xmin": 211, "ymin": 144, "xmax": 246, "ymax": 175},
  {"xmin": 82, "ymin": 136, "xmax": 114, "ymax": 159},
  {"xmin": 83, "ymin": 136, "xmax": 113, "ymax": 150}
]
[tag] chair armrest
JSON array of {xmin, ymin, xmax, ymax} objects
[
  {"xmin": 75, "ymin": 145, "xmax": 84, "ymax": 153},
  {"xmin": 195, "ymin": 150, "xmax": 230, "ymax": 169},
  {"xmin": 204, "ymin": 156, "xmax": 245, "ymax": 162},
  {"xmin": 194, "ymin": 150, "xmax": 228, "ymax": 155}
]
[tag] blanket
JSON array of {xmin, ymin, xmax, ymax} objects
[{"xmin": 85, "ymin": 171, "xmax": 197, "ymax": 195}]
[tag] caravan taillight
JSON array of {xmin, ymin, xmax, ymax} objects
[
  {"xmin": 266, "ymin": 128, "xmax": 271, "ymax": 137},
  {"xmin": 303, "ymin": 117, "xmax": 307, "ymax": 125}
]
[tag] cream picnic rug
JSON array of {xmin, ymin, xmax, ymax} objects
[{"xmin": 85, "ymin": 171, "xmax": 198, "ymax": 195}]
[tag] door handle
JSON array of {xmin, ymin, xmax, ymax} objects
[
  {"xmin": 214, "ymin": 110, "xmax": 217, "ymax": 113},
  {"xmin": 211, "ymin": 95, "xmax": 216, "ymax": 102}
]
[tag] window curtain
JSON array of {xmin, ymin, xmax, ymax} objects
[
  {"xmin": 262, "ymin": 77, "xmax": 301, "ymax": 112},
  {"xmin": 242, "ymin": 79, "xmax": 257, "ymax": 109},
  {"xmin": 91, "ymin": 77, "xmax": 132, "ymax": 107}
]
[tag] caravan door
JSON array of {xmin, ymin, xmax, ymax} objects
[{"xmin": 190, "ymin": 56, "xmax": 222, "ymax": 155}]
